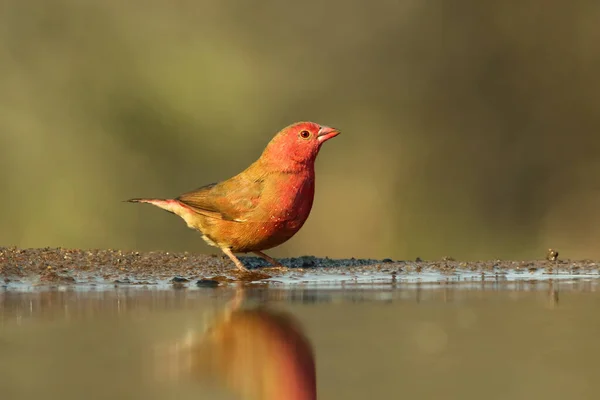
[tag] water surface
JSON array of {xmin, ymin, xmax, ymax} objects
[{"xmin": 1, "ymin": 280, "xmax": 599, "ymax": 399}]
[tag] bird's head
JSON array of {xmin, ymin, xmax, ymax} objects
[{"xmin": 261, "ymin": 122, "xmax": 340, "ymax": 171}]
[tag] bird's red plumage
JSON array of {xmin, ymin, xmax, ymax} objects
[{"xmin": 127, "ymin": 121, "xmax": 340, "ymax": 272}]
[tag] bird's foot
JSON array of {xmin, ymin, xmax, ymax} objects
[
  {"xmin": 221, "ymin": 247, "xmax": 250, "ymax": 272},
  {"xmin": 252, "ymin": 251, "xmax": 294, "ymax": 272}
]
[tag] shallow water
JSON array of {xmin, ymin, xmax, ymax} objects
[{"xmin": 1, "ymin": 280, "xmax": 600, "ymax": 400}]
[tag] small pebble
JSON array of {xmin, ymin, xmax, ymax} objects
[
  {"xmin": 196, "ymin": 279, "xmax": 219, "ymax": 288},
  {"xmin": 300, "ymin": 257, "xmax": 315, "ymax": 268},
  {"xmin": 547, "ymin": 249, "xmax": 559, "ymax": 261}
]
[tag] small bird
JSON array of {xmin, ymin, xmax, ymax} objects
[{"xmin": 127, "ymin": 122, "xmax": 340, "ymax": 272}]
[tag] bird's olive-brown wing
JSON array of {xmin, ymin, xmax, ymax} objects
[{"xmin": 176, "ymin": 177, "xmax": 264, "ymax": 222}]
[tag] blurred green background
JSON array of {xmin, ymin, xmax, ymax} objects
[{"xmin": 2, "ymin": 0, "xmax": 599, "ymax": 261}]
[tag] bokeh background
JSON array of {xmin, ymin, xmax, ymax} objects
[{"xmin": 2, "ymin": 0, "xmax": 600, "ymax": 261}]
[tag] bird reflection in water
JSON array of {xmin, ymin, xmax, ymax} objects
[{"xmin": 157, "ymin": 287, "xmax": 317, "ymax": 400}]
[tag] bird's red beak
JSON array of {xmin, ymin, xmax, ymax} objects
[{"xmin": 317, "ymin": 126, "xmax": 341, "ymax": 143}]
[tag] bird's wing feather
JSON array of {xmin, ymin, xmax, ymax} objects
[{"xmin": 176, "ymin": 177, "xmax": 265, "ymax": 222}]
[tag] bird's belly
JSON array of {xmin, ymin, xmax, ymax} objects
[
  {"xmin": 201, "ymin": 218, "xmax": 307, "ymax": 253},
  {"xmin": 236, "ymin": 219, "xmax": 307, "ymax": 252}
]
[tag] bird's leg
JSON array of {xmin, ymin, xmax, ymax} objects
[
  {"xmin": 252, "ymin": 251, "xmax": 288, "ymax": 271},
  {"xmin": 221, "ymin": 247, "xmax": 249, "ymax": 272}
]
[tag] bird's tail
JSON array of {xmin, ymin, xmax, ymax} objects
[{"xmin": 126, "ymin": 198, "xmax": 183, "ymax": 215}]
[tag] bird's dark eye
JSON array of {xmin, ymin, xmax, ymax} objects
[{"xmin": 299, "ymin": 130, "xmax": 311, "ymax": 139}]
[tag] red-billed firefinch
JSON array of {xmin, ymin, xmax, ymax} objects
[{"xmin": 127, "ymin": 121, "xmax": 340, "ymax": 272}]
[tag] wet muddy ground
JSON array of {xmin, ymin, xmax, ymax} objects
[{"xmin": 1, "ymin": 247, "xmax": 599, "ymax": 289}]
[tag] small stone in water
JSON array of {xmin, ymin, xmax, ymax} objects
[{"xmin": 196, "ymin": 279, "xmax": 219, "ymax": 288}]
